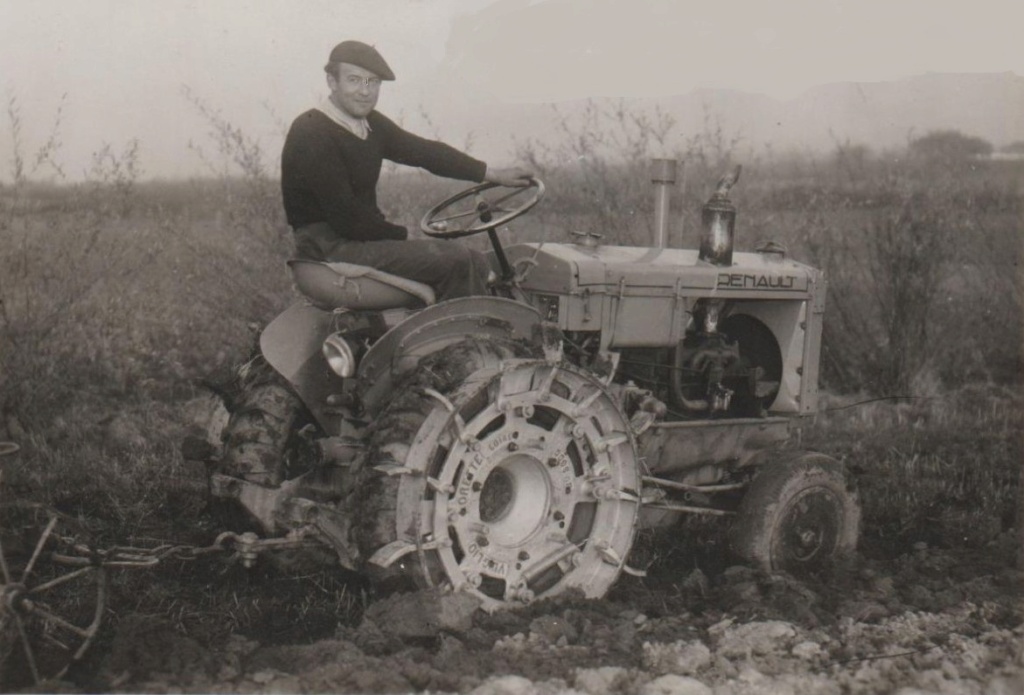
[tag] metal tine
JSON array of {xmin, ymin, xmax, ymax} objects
[
  {"xmin": 0, "ymin": 469, "xmax": 10, "ymax": 583},
  {"xmin": 24, "ymin": 603, "xmax": 93, "ymax": 639},
  {"xmin": 0, "ymin": 533, "xmax": 11, "ymax": 584},
  {"xmin": 423, "ymin": 388, "xmax": 472, "ymax": 443},
  {"xmin": 15, "ymin": 614, "xmax": 41, "ymax": 685},
  {"xmin": 22, "ymin": 515, "xmax": 59, "ymax": 584},
  {"xmin": 573, "ymin": 386, "xmax": 603, "ymax": 416},
  {"xmin": 28, "ymin": 565, "xmax": 96, "ymax": 595},
  {"xmin": 534, "ymin": 364, "xmax": 559, "ymax": 397},
  {"xmin": 521, "ymin": 542, "xmax": 581, "ymax": 583},
  {"xmin": 42, "ymin": 632, "xmax": 72, "ymax": 652}
]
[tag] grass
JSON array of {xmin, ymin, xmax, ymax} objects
[
  {"xmin": 802, "ymin": 386, "xmax": 1022, "ymax": 550},
  {"xmin": 0, "ymin": 104, "xmax": 1021, "ymax": 665}
]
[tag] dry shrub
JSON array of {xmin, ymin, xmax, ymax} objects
[
  {"xmin": 2, "ymin": 97, "xmax": 153, "ymax": 426},
  {"xmin": 0, "ymin": 94, "xmax": 296, "ymax": 533},
  {"xmin": 804, "ymin": 386, "xmax": 1021, "ymax": 548},
  {"xmin": 513, "ymin": 99, "xmax": 682, "ymax": 245},
  {"xmin": 797, "ymin": 168, "xmax": 1021, "ymax": 394}
]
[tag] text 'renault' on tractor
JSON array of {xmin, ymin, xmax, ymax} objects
[{"xmin": 189, "ymin": 160, "xmax": 860, "ymax": 611}]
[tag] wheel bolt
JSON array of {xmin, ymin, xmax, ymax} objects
[
  {"xmin": 508, "ymin": 442, "xmax": 519, "ymax": 452},
  {"xmin": 518, "ymin": 551, "xmax": 530, "ymax": 561},
  {"xmin": 547, "ymin": 457, "xmax": 559, "ymax": 468}
]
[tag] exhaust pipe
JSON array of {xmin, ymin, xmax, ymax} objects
[
  {"xmin": 650, "ymin": 158, "xmax": 678, "ymax": 249},
  {"xmin": 698, "ymin": 165, "xmax": 742, "ymax": 266}
]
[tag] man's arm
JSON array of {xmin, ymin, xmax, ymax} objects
[
  {"xmin": 372, "ymin": 112, "xmax": 488, "ymax": 182},
  {"xmin": 373, "ymin": 113, "xmax": 534, "ymax": 188}
]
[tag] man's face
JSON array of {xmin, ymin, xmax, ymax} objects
[{"xmin": 327, "ymin": 62, "xmax": 382, "ymax": 118}]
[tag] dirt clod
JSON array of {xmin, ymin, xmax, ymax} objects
[
  {"xmin": 642, "ymin": 640, "xmax": 712, "ymax": 676},
  {"xmin": 573, "ymin": 666, "xmax": 630, "ymax": 694},
  {"xmin": 639, "ymin": 673, "xmax": 712, "ymax": 695},
  {"xmin": 361, "ymin": 588, "xmax": 482, "ymax": 640}
]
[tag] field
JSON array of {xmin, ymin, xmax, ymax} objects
[{"xmin": 0, "ymin": 112, "xmax": 1022, "ymax": 692}]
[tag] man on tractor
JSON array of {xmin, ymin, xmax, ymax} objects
[{"xmin": 280, "ymin": 40, "xmax": 532, "ymax": 300}]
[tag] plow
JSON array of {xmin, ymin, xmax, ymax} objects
[{"xmin": 0, "ymin": 442, "xmax": 321, "ymax": 688}]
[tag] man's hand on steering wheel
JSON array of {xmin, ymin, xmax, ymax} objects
[{"xmin": 484, "ymin": 165, "xmax": 534, "ymax": 187}]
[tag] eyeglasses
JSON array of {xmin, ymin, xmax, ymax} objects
[{"xmin": 343, "ymin": 75, "xmax": 382, "ymax": 89}]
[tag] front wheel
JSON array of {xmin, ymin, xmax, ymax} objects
[{"xmin": 729, "ymin": 453, "xmax": 860, "ymax": 574}]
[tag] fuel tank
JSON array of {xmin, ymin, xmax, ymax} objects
[
  {"xmin": 507, "ymin": 242, "xmax": 822, "ymax": 331},
  {"xmin": 509, "ymin": 243, "xmax": 817, "ymax": 294}
]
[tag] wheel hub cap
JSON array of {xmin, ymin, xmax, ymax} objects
[{"xmin": 779, "ymin": 491, "xmax": 841, "ymax": 563}]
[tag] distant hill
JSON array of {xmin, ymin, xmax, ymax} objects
[{"xmin": 430, "ymin": 72, "xmax": 1024, "ymax": 161}]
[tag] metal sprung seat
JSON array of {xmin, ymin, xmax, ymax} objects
[{"xmin": 287, "ymin": 259, "xmax": 436, "ymax": 311}]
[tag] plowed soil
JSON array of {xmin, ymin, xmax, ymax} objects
[{"xmin": 71, "ymin": 530, "xmax": 1023, "ymax": 695}]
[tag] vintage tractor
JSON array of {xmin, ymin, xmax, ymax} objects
[{"xmin": 202, "ymin": 161, "xmax": 860, "ymax": 611}]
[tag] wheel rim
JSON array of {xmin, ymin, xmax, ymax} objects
[
  {"xmin": 399, "ymin": 361, "xmax": 641, "ymax": 609},
  {"xmin": 0, "ymin": 503, "xmax": 106, "ymax": 689},
  {"xmin": 772, "ymin": 487, "xmax": 843, "ymax": 567}
]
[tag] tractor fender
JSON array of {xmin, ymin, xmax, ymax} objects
[
  {"xmin": 259, "ymin": 301, "xmax": 344, "ymax": 428},
  {"xmin": 357, "ymin": 296, "xmax": 550, "ymax": 416}
]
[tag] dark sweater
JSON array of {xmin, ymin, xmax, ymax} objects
[{"xmin": 280, "ymin": 109, "xmax": 487, "ymax": 242}]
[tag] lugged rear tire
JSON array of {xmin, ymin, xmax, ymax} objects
[
  {"xmin": 360, "ymin": 345, "xmax": 643, "ymax": 610},
  {"xmin": 356, "ymin": 338, "xmax": 533, "ymax": 558},
  {"xmin": 219, "ymin": 357, "xmax": 308, "ymax": 487}
]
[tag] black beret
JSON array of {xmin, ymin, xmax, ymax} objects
[{"xmin": 326, "ymin": 40, "xmax": 395, "ymax": 81}]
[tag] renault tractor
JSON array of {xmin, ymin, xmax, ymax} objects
[{"xmin": 199, "ymin": 161, "xmax": 860, "ymax": 611}]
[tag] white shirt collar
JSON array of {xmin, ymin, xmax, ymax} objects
[{"xmin": 316, "ymin": 97, "xmax": 372, "ymax": 139}]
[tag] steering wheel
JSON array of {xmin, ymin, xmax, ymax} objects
[{"xmin": 420, "ymin": 178, "xmax": 545, "ymax": 239}]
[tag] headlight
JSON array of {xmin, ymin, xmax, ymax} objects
[{"xmin": 322, "ymin": 332, "xmax": 356, "ymax": 377}]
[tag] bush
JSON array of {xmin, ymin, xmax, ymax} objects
[{"xmin": 908, "ymin": 129, "xmax": 994, "ymax": 165}]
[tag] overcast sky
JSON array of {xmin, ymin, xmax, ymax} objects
[{"xmin": 1, "ymin": 0, "xmax": 1021, "ymax": 180}]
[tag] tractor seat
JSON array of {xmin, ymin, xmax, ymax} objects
[{"xmin": 288, "ymin": 259, "xmax": 436, "ymax": 311}]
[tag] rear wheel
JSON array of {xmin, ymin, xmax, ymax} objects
[
  {"xmin": 729, "ymin": 453, "xmax": 860, "ymax": 574},
  {"xmin": 219, "ymin": 357, "xmax": 308, "ymax": 487},
  {"xmin": 363, "ymin": 357, "xmax": 642, "ymax": 610}
]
